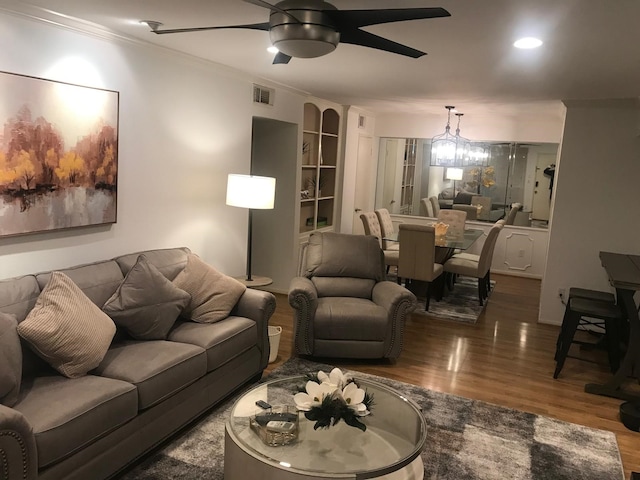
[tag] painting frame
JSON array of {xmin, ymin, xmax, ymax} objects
[{"xmin": 0, "ymin": 70, "xmax": 119, "ymax": 238}]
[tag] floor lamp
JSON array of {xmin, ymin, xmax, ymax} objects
[{"xmin": 226, "ymin": 174, "xmax": 276, "ymax": 286}]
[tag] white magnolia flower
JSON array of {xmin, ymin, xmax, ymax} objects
[
  {"xmin": 317, "ymin": 367, "xmax": 352, "ymax": 390},
  {"xmin": 294, "ymin": 380, "xmax": 335, "ymax": 411},
  {"xmin": 342, "ymin": 382, "xmax": 370, "ymax": 416}
]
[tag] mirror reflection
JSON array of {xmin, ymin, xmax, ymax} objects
[{"xmin": 375, "ymin": 138, "xmax": 559, "ymax": 228}]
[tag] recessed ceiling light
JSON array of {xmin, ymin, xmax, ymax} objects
[
  {"xmin": 514, "ymin": 37, "xmax": 543, "ymax": 49},
  {"xmin": 267, "ymin": 46, "xmax": 279, "ymax": 54}
]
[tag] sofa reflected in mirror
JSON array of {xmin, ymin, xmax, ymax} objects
[{"xmin": 376, "ymin": 138, "xmax": 559, "ymax": 229}]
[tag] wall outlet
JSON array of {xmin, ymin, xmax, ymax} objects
[{"xmin": 558, "ymin": 288, "xmax": 565, "ymax": 299}]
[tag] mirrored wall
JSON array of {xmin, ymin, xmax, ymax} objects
[{"xmin": 375, "ymin": 138, "xmax": 559, "ymax": 228}]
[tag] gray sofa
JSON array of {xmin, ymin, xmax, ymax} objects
[{"xmin": 0, "ymin": 247, "xmax": 275, "ymax": 480}]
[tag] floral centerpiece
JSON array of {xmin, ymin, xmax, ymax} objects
[{"xmin": 293, "ymin": 368, "xmax": 374, "ymax": 432}]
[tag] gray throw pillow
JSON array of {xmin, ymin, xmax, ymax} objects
[
  {"xmin": 172, "ymin": 253, "xmax": 246, "ymax": 323},
  {"xmin": 0, "ymin": 313, "xmax": 22, "ymax": 407},
  {"xmin": 17, "ymin": 272, "xmax": 116, "ymax": 379},
  {"xmin": 103, "ymin": 255, "xmax": 191, "ymax": 340}
]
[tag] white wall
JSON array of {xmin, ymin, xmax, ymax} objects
[
  {"xmin": 539, "ymin": 99, "xmax": 640, "ymax": 325},
  {"xmin": 0, "ymin": 10, "xmax": 305, "ymax": 279}
]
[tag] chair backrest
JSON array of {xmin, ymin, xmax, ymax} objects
[
  {"xmin": 398, "ymin": 224, "xmax": 439, "ymax": 282},
  {"xmin": 437, "ymin": 209, "xmax": 467, "ymax": 235},
  {"xmin": 421, "ymin": 198, "xmax": 434, "ymax": 217},
  {"xmin": 375, "ymin": 208, "xmax": 395, "ymax": 250},
  {"xmin": 429, "ymin": 196, "xmax": 440, "ymax": 216},
  {"xmin": 477, "ymin": 223, "xmax": 504, "ymax": 275},
  {"xmin": 359, "ymin": 211, "xmax": 383, "ymax": 248},
  {"xmin": 505, "ymin": 203, "xmax": 522, "ymax": 225},
  {"xmin": 452, "ymin": 204, "xmax": 478, "ymax": 220},
  {"xmin": 471, "ymin": 195, "xmax": 492, "ymax": 220}
]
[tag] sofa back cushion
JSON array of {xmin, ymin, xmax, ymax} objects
[
  {"xmin": 311, "ymin": 277, "xmax": 376, "ymax": 299},
  {"xmin": 114, "ymin": 247, "xmax": 191, "ymax": 281},
  {"xmin": 36, "ymin": 260, "xmax": 124, "ymax": 308},
  {"xmin": 0, "ymin": 313, "xmax": 22, "ymax": 407},
  {"xmin": 0, "ymin": 275, "xmax": 41, "ymax": 322}
]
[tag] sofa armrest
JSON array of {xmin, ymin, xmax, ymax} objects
[
  {"xmin": 372, "ymin": 281, "xmax": 417, "ymax": 360},
  {"xmin": 231, "ymin": 288, "xmax": 276, "ymax": 370},
  {"xmin": 0, "ymin": 404, "xmax": 38, "ymax": 480},
  {"xmin": 288, "ymin": 277, "xmax": 318, "ymax": 356}
]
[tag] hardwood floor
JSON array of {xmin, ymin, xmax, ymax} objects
[{"xmin": 265, "ymin": 274, "xmax": 640, "ymax": 479}]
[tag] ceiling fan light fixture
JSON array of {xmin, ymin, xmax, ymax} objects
[
  {"xmin": 269, "ymin": 24, "xmax": 339, "ymax": 58},
  {"xmin": 267, "ymin": 45, "xmax": 279, "ymax": 54},
  {"xmin": 513, "ymin": 37, "xmax": 543, "ymax": 49}
]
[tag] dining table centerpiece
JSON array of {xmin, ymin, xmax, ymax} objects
[{"xmin": 293, "ymin": 368, "xmax": 374, "ymax": 431}]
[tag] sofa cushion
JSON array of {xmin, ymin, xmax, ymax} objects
[
  {"xmin": 0, "ymin": 275, "xmax": 40, "ymax": 322},
  {"xmin": 13, "ymin": 375, "xmax": 137, "ymax": 468},
  {"xmin": 102, "ymin": 255, "xmax": 191, "ymax": 340},
  {"xmin": 94, "ymin": 340, "xmax": 206, "ymax": 409},
  {"xmin": 0, "ymin": 313, "xmax": 22, "ymax": 407},
  {"xmin": 314, "ymin": 297, "xmax": 388, "ymax": 341},
  {"xmin": 17, "ymin": 272, "xmax": 116, "ymax": 378},
  {"xmin": 168, "ymin": 316, "xmax": 257, "ymax": 372},
  {"xmin": 114, "ymin": 247, "xmax": 191, "ymax": 281},
  {"xmin": 173, "ymin": 254, "xmax": 246, "ymax": 324},
  {"xmin": 311, "ymin": 277, "xmax": 376, "ymax": 299}
]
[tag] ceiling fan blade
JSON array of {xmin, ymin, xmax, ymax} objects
[
  {"xmin": 273, "ymin": 52, "xmax": 292, "ymax": 64},
  {"xmin": 242, "ymin": 0, "xmax": 302, "ymax": 24},
  {"xmin": 339, "ymin": 28, "xmax": 426, "ymax": 58},
  {"xmin": 150, "ymin": 22, "xmax": 269, "ymax": 35},
  {"xmin": 328, "ymin": 7, "xmax": 450, "ymax": 28}
]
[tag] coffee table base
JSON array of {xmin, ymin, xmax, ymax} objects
[{"xmin": 224, "ymin": 426, "xmax": 424, "ymax": 480}]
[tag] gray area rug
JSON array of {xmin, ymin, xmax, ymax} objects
[{"xmin": 119, "ymin": 357, "xmax": 624, "ymax": 479}]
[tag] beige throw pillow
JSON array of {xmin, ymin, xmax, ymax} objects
[
  {"xmin": 172, "ymin": 254, "xmax": 246, "ymax": 323},
  {"xmin": 103, "ymin": 255, "xmax": 191, "ymax": 340},
  {"xmin": 17, "ymin": 272, "xmax": 116, "ymax": 379}
]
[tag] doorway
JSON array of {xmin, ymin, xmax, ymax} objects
[{"xmin": 532, "ymin": 153, "xmax": 555, "ymax": 221}]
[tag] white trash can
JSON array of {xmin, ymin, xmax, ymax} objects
[{"xmin": 268, "ymin": 325, "xmax": 282, "ymax": 363}]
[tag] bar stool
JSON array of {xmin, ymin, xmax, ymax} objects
[{"xmin": 554, "ymin": 288, "xmax": 623, "ymax": 379}]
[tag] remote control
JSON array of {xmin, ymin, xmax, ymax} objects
[
  {"xmin": 266, "ymin": 420, "xmax": 295, "ymax": 433},
  {"xmin": 255, "ymin": 400, "xmax": 271, "ymax": 409}
]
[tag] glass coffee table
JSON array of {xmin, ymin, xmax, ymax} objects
[{"xmin": 224, "ymin": 375, "xmax": 427, "ymax": 479}]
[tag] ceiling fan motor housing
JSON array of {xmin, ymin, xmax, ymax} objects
[{"xmin": 269, "ymin": 0, "xmax": 339, "ymax": 58}]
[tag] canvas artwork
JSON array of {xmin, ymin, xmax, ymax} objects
[{"xmin": 0, "ymin": 71, "xmax": 119, "ymax": 237}]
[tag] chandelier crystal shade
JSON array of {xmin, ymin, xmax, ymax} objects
[{"xmin": 430, "ymin": 106, "xmax": 471, "ymax": 167}]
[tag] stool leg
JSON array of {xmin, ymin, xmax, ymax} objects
[
  {"xmin": 604, "ymin": 317, "xmax": 622, "ymax": 373},
  {"xmin": 554, "ymin": 308, "xmax": 581, "ymax": 379},
  {"xmin": 555, "ymin": 302, "xmax": 572, "ymax": 361}
]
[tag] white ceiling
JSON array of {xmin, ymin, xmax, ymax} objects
[{"xmin": 8, "ymin": 0, "xmax": 640, "ymax": 117}]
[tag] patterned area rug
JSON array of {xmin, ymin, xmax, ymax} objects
[
  {"xmin": 412, "ymin": 277, "xmax": 494, "ymax": 324},
  {"xmin": 119, "ymin": 357, "xmax": 624, "ymax": 480}
]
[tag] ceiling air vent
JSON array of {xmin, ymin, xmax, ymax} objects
[{"xmin": 253, "ymin": 84, "xmax": 274, "ymax": 106}]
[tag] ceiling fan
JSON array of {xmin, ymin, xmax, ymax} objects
[{"xmin": 143, "ymin": 0, "xmax": 451, "ymax": 64}]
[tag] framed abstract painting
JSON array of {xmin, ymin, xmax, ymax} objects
[{"xmin": 0, "ymin": 71, "xmax": 119, "ymax": 238}]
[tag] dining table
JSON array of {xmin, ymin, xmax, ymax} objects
[
  {"xmin": 385, "ymin": 227, "xmax": 484, "ymax": 263},
  {"xmin": 584, "ymin": 251, "xmax": 640, "ymax": 401}
]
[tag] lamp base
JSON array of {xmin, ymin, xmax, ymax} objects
[{"xmin": 234, "ymin": 275, "xmax": 273, "ymax": 288}]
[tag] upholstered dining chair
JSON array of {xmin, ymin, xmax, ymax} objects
[
  {"xmin": 398, "ymin": 224, "xmax": 444, "ymax": 311},
  {"xmin": 288, "ymin": 232, "xmax": 417, "ymax": 360},
  {"xmin": 443, "ymin": 221, "xmax": 504, "ymax": 305},
  {"xmin": 360, "ymin": 211, "xmax": 399, "ymax": 271},
  {"xmin": 421, "ymin": 198, "xmax": 435, "ymax": 217},
  {"xmin": 429, "ymin": 196, "xmax": 440, "ymax": 216},
  {"xmin": 505, "ymin": 203, "xmax": 522, "ymax": 225},
  {"xmin": 437, "ymin": 209, "xmax": 467, "ymax": 236},
  {"xmin": 375, "ymin": 208, "xmax": 400, "ymax": 252},
  {"xmin": 452, "ymin": 204, "xmax": 478, "ymax": 220}
]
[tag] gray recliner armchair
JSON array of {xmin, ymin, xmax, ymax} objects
[{"xmin": 288, "ymin": 232, "xmax": 417, "ymax": 360}]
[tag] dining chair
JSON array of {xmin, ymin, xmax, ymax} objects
[
  {"xmin": 505, "ymin": 202, "xmax": 522, "ymax": 225},
  {"xmin": 443, "ymin": 221, "xmax": 504, "ymax": 305},
  {"xmin": 421, "ymin": 198, "xmax": 435, "ymax": 217},
  {"xmin": 437, "ymin": 209, "xmax": 467, "ymax": 236},
  {"xmin": 359, "ymin": 211, "xmax": 399, "ymax": 271},
  {"xmin": 452, "ymin": 204, "xmax": 478, "ymax": 220},
  {"xmin": 471, "ymin": 195, "xmax": 492, "ymax": 220},
  {"xmin": 398, "ymin": 223, "xmax": 444, "ymax": 311},
  {"xmin": 374, "ymin": 208, "xmax": 400, "ymax": 252},
  {"xmin": 429, "ymin": 196, "xmax": 440, "ymax": 216}
]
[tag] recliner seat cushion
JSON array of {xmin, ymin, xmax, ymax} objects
[
  {"xmin": 168, "ymin": 316, "xmax": 257, "ymax": 372},
  {"xmin": 314, "ymin": 297, "xmax": 388, "ymax": 341},
  {"xmin": 13, "ymin": 375, "xmax": 137, "ymax": 468},
  {"xmin": 94, "ymin": 340, "xmax": 206, "ymax": 409}
]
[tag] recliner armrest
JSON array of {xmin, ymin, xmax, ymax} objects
[
  {"xmin": 372, "ymin": 281, "xmax": 417, "ymax": 360},
  {"xmin": 232, "ymin": 288, "xmax": 276, "ymax": 369},
  {"xmin": 288, "ymin": 277, "xmax": 319, "ymax": 356},
  {"xmin": 0, "ymin": 404, "xmax": 38, "ymax": 480}
]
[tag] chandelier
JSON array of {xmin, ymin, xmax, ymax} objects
[{"xmin": 430, "ymin": 106, "xmax": 470, "ymax": 166}]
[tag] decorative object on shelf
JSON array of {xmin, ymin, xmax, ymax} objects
[
  {"xmin": 300, "ymin": 190, "xmax": 311, "ymax": 200},
  {"xmin": 302, "ymin": 140, "xmax": 311, "ymax": 164},
  {"xmin": 226, "ymin": 174, "xmax": 276, "ymax": 282},
  {"xmin": 306, "ymin": 216, "xmax": 328, "ymax": 227},
  {"xmin": 306, "ymin": 175, "xmax": 326, "ymax": 198},
  {"xmin": 294, "ymin": 368, "xmax": 374, "ymax": 431},
  {"xmin": 0, "ymin": 71, "xmax": 119, "ymax": 238}
]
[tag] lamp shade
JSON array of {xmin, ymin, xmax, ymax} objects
[
  {"xmin": 446, "ymin": 167, "xmax": 464, "ymax": 181},
  {"xmin": 226, "ymin": 174, "xmax": 276, "ymax": 210}
]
